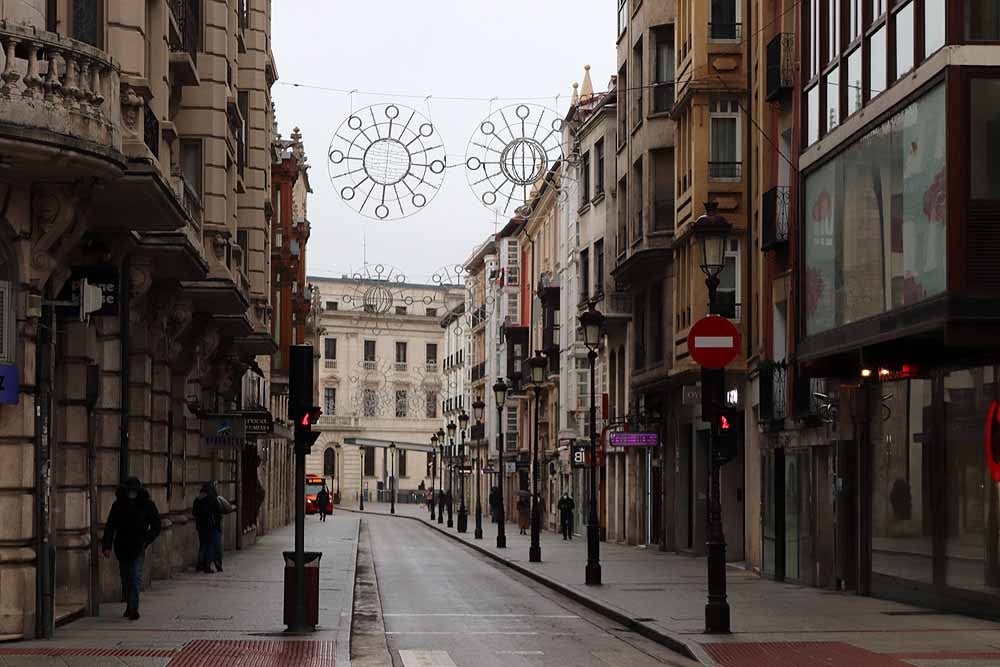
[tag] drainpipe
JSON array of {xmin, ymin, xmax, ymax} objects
[
  {"xmin": 86, "ymin": 363, "xmax": 100, "ymax": 617},
  {"xmin": 34, "ymin": 300, "xmax": 54, "ymax": 638},
  {"xmin": 745, "ymin": 0, "xmax": 753, "ymax": 359},
  {"xmin": 119, "ymin": 258, "xmax": 130, "ymax": 483}
]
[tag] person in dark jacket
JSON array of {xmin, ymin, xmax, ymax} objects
[
  {"xmin": 489, "ymin": 487, "xmax": 501, "ymax": 523},
  {"xmin": 316, "ymin": 486, "xmax": 331, "ymax": 522},
  {"xmin": 193, "ymin": 483, "xmax": 222, "ymax": 573},
  {"xmin": 101, "ymin": 477, "xmax": 161, "ymax": 620},
  {"xmin": 516, "ymin": 495, "xmax": 530, "ymax": 535},
  {"xmin": 558, "ymin": 492, "xmax": 575, "ymax": 540}
]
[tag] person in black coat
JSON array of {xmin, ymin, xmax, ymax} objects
[
  {"xmin": 193, "ymin": 483, "xmax": 222, "ymax": 573},
  {"xmin": 488, "ymin": 487, "xmax": 501, "ymax": 523},
  {"xmin": 101, "ymin": 477, "xmax": 161, "ymax": 620},
  {"xmin": 316, "ymin": 486, "xmax": 331, "ymax": 522},
  {"xmin": 558, "ymin": 493, "xmax": 576, "ymax": 540}
]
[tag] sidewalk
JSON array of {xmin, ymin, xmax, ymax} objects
[
  {"xmin": 0, "ymin": 513, "xmax": 359, "ymax": 666},
  {"xmin": 349, "ymin": 502, "xmax": 1000, "ymax": 667}
]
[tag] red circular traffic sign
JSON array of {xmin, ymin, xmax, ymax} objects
[{"xmin": 687, "ymin": 316, "xmax": 741, "ymax": 369}]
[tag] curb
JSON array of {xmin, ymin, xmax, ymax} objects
[{"xmin": 335, "ymin": 506, "xmax": 703, "ymax": 664}]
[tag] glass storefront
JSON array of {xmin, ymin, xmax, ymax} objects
[
  {"xmin": 871, "ymin": 378, "xmax": 934, "ymax": 583},
  {"xmin": 805, "ymin": 83, "xmax": 947, "ymax": 336},
  {"xmin": 869, "ymin": 367, "xmax": 1000, "ymax": 611}
]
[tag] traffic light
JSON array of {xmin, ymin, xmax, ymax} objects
[
  {"xmin": 295, "ymin": 405, "xmax": 322, "ymax": 454},
  {"xmin": 715, "ymin": 410, "xmax": 738, "ymax": 464},
  {"xmin": 988, "ymin": 400, "xmax": 1000, "ymax": 482},
  {"xmin": 288, "ymin": 344, "xmax": 314, "ymax": 425}
]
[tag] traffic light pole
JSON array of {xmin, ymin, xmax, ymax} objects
[{"xmin": 292, "ymin": 445, "xmax": 307, "ymax": 631}]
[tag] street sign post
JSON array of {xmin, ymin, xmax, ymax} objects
[{"xmin": 687, "ymin": 316, "xmax": 741, "ymax": 369}]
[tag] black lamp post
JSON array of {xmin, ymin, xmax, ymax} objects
[
  {"xmin": 430, "ymin": 434, "xmax": 438, "ymax": 521},
  {"xmin": 493, "ymin": 379, "xmax": 509, "ymax": 548},
  {"xmin": 446, "ymin": 421, "xmax": 456, "ymax": 528},
  {"xmin": 389, "ymin": 442, "xmax": 396, "ymax": 515},
  {"xmin": 437, "ymin": 427, "xmax": 446, "ymax": 524},
  {"xmin": 528, "ymin": 351, "xmax": 547, "ymax": 563},
  {"xmin": 694, "ymin": 201, "xmax": 734, "ymax": 634},
  {"xmin": 580, "ymin": 301, "xmax": 606, "ymax": 586},
  {"xmin": 472, "ymin": 398, "xmax": 486, "ymax": 539},
  {"xmin": 358, "ymin": 445, "xmax": 365, "ymax": 511},
  {"xmin": 457, "ymin": 411, "xmax": 470, "ymax": 533}
]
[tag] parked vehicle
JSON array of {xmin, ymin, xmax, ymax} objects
[{"xmin": 305, "ymin": 474, "xmax": 328, "ymax": 515}]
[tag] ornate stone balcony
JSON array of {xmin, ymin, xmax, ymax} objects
[{"xmin": 0, "ymin": 21, "xmax": 122, "ymax": 175}]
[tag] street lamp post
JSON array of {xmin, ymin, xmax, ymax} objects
[
  {"xmin": 528, "ymin": 351, "xmax": 547, "ymax": 563},
  {"xmin": 472, "ymin": 399, "xmax": 486, "ymax": 539},
  {"xmin": 457, "ymin": 412, "xmax": 470, "ymax": 533},
  {"xmin": 694, "ymin": 201, "xmax": 734, "ymax": 634},
  {"xmin": 580, "ymin": 301, "xmax": 606, "ymax": 586},
  {"xmin": 389, "ymin": 442, "xmax": 397, "ymax": 515},
  {"xmin": 430, "ymin": 434, "xmax": 438, "ymax": 520},
  {"xmin": 446, "ymin": 421, "xmax": 456, "ymax": 528},
  {"xmin": 437, "ymin": 428, "xmax": 445, "ymax": 524},
  {"xmin": 358, "ymin": 445, "xmax": 365, "ymax": 511},
  {"xmin": 493, "ymin": 379, "xmax": 509, "ymax": 549}
]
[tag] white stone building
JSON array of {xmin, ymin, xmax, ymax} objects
[{"xmin": 307, "ymin": 274, "xmax": 462, "ymax": 506}]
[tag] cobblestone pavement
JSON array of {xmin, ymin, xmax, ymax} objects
[{"xmin": 0, "ymin": 513, "xmax": 358, "ymax": 666}]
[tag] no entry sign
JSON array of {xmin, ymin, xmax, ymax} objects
[{"xmin": 688, "ymin": 316, "xmax": 741, "ymax": 369}]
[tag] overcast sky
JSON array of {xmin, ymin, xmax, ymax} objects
[{"xmin": 272, "ymin": 1, "xmax": 616, "ymax": 284}]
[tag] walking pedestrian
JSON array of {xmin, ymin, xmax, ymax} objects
[
  {"xmin": 488, "ymin": 486, "xmax": 500, "ymax": 523},
  {"xmin": 516, "ymin": 495, "xmax": 530, "ymax": 535},
  {"xmin": 558, "ymin": 492, "xmax": 576, "ymax": 540},
  {"xmin": 193, "ymin": 483, "xmax": 222, "ymax": 572},
  {"xmin": 425, "ymin": 487, "xmax": 434, "ymax": 512},
  {"xmin": 316, "ymin": 486, "xmax": 330, "ymax": 522},
  {"xmin": 213, "ymin": 483, "xmax": 236, "ymax": 572},
  {"xmin": 101, "ymin": 477, "xmax": 161, "ymax": 621}
]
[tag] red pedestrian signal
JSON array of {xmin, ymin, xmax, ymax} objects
[
  {"xmin": 715, "ymin": 411, "xmax": 738, "ymax": 464},
  {"xmin": 720, "ymin": 414, "xmax": 731, "ymax": 430},
  {"xmin": 300, "ymin": 406, "xmax": 322, "ymax": 427}
]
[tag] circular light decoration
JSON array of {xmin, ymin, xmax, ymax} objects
[
  {"xmin": 328, "ymin": 104, "xmax": 447, "ymax": 220},
  {"xmin": 342, "ymin": 263, "xmax": 435, "ymax": 335},
  {"xmin": 465, "ymin": 103, "xmax": 569, "ymax": 217}
]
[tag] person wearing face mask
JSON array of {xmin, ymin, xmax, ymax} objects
[
  {"xmin": 193, "ymin": 483, "xmax": 222, "ymax": 572},
  {"xmin": 101, "ymin": 477, "xmax": 162, "ymax": 621}
]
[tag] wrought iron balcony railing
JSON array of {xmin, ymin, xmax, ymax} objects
[
  {"xmin": 762, "ymin": 186, "xmax": 790, "ymax": 250},
  {"xmin": 758, "ymin": 362, "xmax": 788, "ymax": 431},
  {"xmin": 766, "ymin": 33, "xmax": 795, "ymax": 100}
]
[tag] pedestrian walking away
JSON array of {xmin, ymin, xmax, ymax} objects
[
  {"xmin": 489, "ymin": 486, "xmax": 500, "ymax": 523},
  {"xmin": 517, "ymin": 494, "xmax": 530, "ymax": 535},
  {"xmin": 316, "ymin": 485, "xmax": 331, "ymax": 522},
  {"xmin": 101, "ymin": 477, "xmax": 161, "ymax": 621},
  {"xmin": 214, "ymin": 483, "xmax": 236, "ymax": 572},
  {"xmin": 192, "ymin": 483, "xmax": 222, "ymax": 573},
  {"xmin": 558, "ymin": 492, "xmax": 575, "ymax": 540}
]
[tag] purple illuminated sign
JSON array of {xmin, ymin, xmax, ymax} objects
[
  {"xmin": 0, "ymin": 364, "xmax": 19, "ymax": 405},
  {"xmin": 609, "ymin": 432, "xmax": 658, "ymax": 448}
]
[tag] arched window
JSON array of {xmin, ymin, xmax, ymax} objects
[{"xmin": 323, "ymin": 447, "xmax": 336, "ymax": 477}]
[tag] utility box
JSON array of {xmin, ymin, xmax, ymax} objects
[{"xmin": 282, "ymin": 551, "xmax": 322, "ymax": 629}]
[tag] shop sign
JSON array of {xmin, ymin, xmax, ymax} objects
[
  {"xmin": 201, "ymin": 414, "xmax": 245, "ymax": 449},
  {"xmin": 243, "ymin": 411, "xmax": 274, "ymax": 436},
  {"xmin": 58, "ymin": 267, "xmax": 119, "ymax": 317},
  {"xmin": 505, "ymin": 462, "xmax": 516, "ymax": 474},
  {"xmin": 0, "ymin": 364, "xmax": 19, "ymax": 404},
  {"xmin": 571, "ymin": 443, "xmax": 589, "ymax": 467},
  {"xmin": 609, "ymin": 432, "xmax": 659, "ymax": 448}
]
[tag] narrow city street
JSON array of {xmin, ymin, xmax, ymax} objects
[{"xmin": 365, "ymin": 514, "xmax": 696, "ymax": 667}]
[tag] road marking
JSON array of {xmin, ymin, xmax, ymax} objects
[
  {"xmin": 399, "ymin": 650, "xmax": 458, "ymax": 667},
  {"xmin": 694, "ymin": 336, "xmax": 734, "ymax": 348},
  {"xmin": 498, "ymin": 651, "xmax": 545, "ymax": 656},
  {"xmin": 383, "ymin": 613, "xmax": 578, "ymax": 619},
  {"xmin": 386, "ymin": 631, "xmax": 570, "ymax": 636}
]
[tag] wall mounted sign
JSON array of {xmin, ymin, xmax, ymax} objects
[
  {"xmin": 571, "ymin": 442, "xmax": 589, "ymax": 467},
  {"xmin": 0, "ymin": 364, "xmax": 19, "ymax": 404},
  {"xmin": 200, "ymin": 414, "xmax": 246, "ymax": 449},
  {"xmin": 609, "ymin": 432, "xmax": 659, "ymax": 448},
  {"xmin": 243, "ymin": 411, "xmax": 274, "ymax": 437},
  {"xmin": 58, "ymin": 267, "xmax": 119, "ymax": 317}
]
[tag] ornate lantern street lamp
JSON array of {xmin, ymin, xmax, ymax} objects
[
  {"xmin": 693, "ymin": 201, "xmax": 734, "ymax": 634},
  {"xmin": 472, "ymin": 398, "xmax": 486, "ymax": 539},
  {"xmin": 527, "ymin": 351, "xmax": 548, "ymax": 563},
  {"xmin": 493, "ymin": 379, "xmax": 509, "ymax": 548},
  {"xmin": 579, "ymin": 301, "xmax": 606, "ymax": 585}
]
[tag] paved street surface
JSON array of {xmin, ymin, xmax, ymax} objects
[
  {"xmin": 0, "ymin": 513, "xmax": 358, "ymax": 666},
  {"xmin": 355, "ymin": 502, "xmax": 1000, "ymax": 667},
  {"xmin": 365, "ymin": 513, "xmax": 697, "ymax": 667}
]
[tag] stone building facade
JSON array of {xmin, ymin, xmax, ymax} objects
[{"xmin": 0, "ymin": 0, "xmax": 297, "ymax": 638}]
